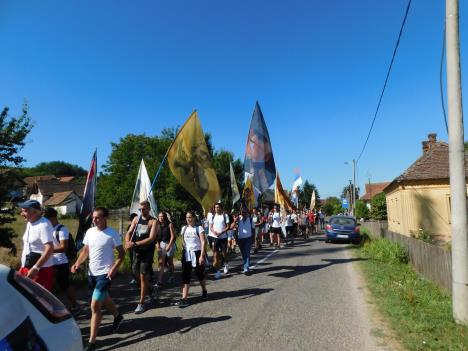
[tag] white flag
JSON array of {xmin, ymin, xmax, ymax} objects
[
  {"xmin": 310, "ymin": 190, "xmax": 316, "ymax": 210},
  {"xmin": 292, "ymin": 175, "xmax": 303, "ymax": 192},
  {"xmin": 230, "ymin": 162, "xmax": 241, "ymax": 206},
  {"xmin": 130, "ymin": 159, "xmax": 157, "ymax": 217}
]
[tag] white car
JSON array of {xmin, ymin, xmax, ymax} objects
[{"xmin": 0, "ymin": 264, "xmax": 83, "ymax": 350}]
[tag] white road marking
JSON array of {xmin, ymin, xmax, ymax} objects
[{"xmin": 249, "ymin": 249, "xmax": 279, "ymax": 269}]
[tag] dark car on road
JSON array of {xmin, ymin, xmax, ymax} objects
[{"xmin": 325, "ymin": 216, "xmax": 360, "ymax": 244}]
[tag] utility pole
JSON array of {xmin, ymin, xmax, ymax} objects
[
  {"xmin": 352, "ymin": 159, "xmax": 356, "ymax": 217},
  {"xmin": 446, "ymin": 0, "xmax": 468, "ymax": 324},
  {"xmin": 348, "ymin": 180, "xmax": 352, "ymax": 215}
]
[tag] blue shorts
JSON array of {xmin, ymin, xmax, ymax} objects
[{"xmin": 88, "ymin": 274, "xmax": 111, "ymax": 301}]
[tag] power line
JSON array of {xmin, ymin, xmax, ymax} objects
[
  {"xmin": 440, "ymin": 24, "xmax": 449, "ymax": 133},
  {"xmin": 356, "ymin": 0, "xmax": 413, "ymax": 163}
]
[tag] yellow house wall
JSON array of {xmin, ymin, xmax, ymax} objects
[{"xmin": 386, "ymin": 182, "xmax": 458, "ymax": 240}]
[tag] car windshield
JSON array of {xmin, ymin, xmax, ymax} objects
[{"xmin": 330, "ymin": 217, "xmax": 356, "ymax": 226}]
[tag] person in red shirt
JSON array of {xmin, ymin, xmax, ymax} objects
[{"xmin": 308, "ymin": 210, "xmax": 316, "ymax": 234}]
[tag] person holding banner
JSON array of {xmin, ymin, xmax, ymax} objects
[
  {"xmin": 252, "ymin": 208, "xmax": 263, "ymax": 253},
  {"xmin": 124, "ymin": 201, "xmax": 158, "ymax": 314}
]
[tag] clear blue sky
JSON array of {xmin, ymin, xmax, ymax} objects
[{"xmin": 1, "ymin": 0, "xmax": 466, "ymax": 199}]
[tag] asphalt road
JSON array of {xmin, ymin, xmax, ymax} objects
[{"xmin": 76, "ymin": 234, "xmax": 394, "ymax": 351}]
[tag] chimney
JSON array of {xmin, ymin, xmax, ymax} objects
[
  {"xmin": 422, "ymin": 141, "xmax": 430, "ymax": 154},
  {"xmin": 428, "ymin": 133, "xmax": 437, "ymax": 146}
]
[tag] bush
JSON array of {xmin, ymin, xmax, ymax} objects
[
  {"xmin": 410, "ymin": 228, "xmax": 435, "ymax": 244},
  {"xmin": 355, "ymin": 200, "xmax": 370, "ymax": 220},
  {"xmin": 370, "ymin": 192, "xmax": 387, "ymax": 220},
  {"xmin": 359, "ymin": 227, "xmax": 371, "ymax": 246},
  {"xmin": 361, "ymin": 238, "xmax": 408, "ymax": 264}
]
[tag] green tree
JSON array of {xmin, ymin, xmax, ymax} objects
[
  {"xmin": 0, "ymin": 104, "xmax": 33, "ymax": 255},
  {"xmin": 341, "ymin": 184, "xmax": 360, "ymax": 201},
  {"xmin": 212, "ymin": 149, "xmax": 243, "ymax": 210},
  {"xmin": 96, "ymin": 133, "xmax": 172, "ymax": 209},
  {"xmin": 21, "ymin": 161, "xmax": 87, "ymax": 177},
  {"xmin": 298, "ymin": 180, "xmax": 320, "ymax": 209},
  {"xmin": 370, "ymin": 192, "xmax": 387, "ymax": 220},
  {"xmin": 355, "ymin": 199, "xmax": 370, "ymax": 220},
  {"xmin": 322, "ymin": 196, "xmax": 342, "ymax": 216}
]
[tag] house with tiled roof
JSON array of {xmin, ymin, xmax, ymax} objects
[
  {"xmin": 43, "ymin": 190, "xmax": 83, "ymax": 215},
  {"xmin": 360, "ymin": 182, "xmax": 390, "ymax": 204},
  {"xmin": 383, "ymin": 133, "xmax": 464, "ymax": 241},
  {"xmin": 27, "ymin": 177, "xmax": 85, "ymax": 215}
]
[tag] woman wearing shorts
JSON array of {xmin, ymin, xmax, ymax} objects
[
  {"xmin": 175, "ymin": 211, "xmax": 207, "ymax": 307},
  {"xmin": 270, "ymin": 205, "xmax": 283, "ymax": 248},
  {"xmin": 155, "ymin": 211, "xmax": 175, "ymax": 287}
]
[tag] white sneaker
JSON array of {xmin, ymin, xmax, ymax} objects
[
  {"xmin": 215, "ymin": 271, "xmax": 222, "ymax": 279},
  {"xmin": 223, "ymin": 265, "xmax": 229, "ymax": 274},
  {"xmin": 134, "ymin": 303, "xmax": 145, "ymax": 314}
]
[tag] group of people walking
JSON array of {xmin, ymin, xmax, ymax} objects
[{"xmin": 17, "ymin": 197, "xmax": 324, "ymax": 351}]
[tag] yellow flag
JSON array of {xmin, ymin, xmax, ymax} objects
[
  {"xmin": 167, "ymin": 111, "xmax": 221, "ymax": 213},
  {"xmin": 275, "ymin": 172, "xmax": 295, "ymax": 212},
  {"xmin": 242, "ymin": 176, "xmax": 256, "ymax": 211}
]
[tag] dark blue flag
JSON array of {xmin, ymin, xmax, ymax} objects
[
  {"xmin": 76, "ymin": 150, "xmax": 97, "ymax": 247},
  {"xmin": 244, "ymin": 102, "xmax": 276, "ymax": 193}
]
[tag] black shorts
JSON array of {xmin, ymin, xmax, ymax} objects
[
  {"xmin": 212, "ymin": 238, "xmax": 228, "ymax": 253},
  {"xmin": 270, "ymin": 227, "xmax": 282, "ymax": 235},
  {"xmin": 181, "ymin": 250, "xmax": 205, "ymax": 284},
  {"xmin": 54, "ymin": 263, "xmax": 70, "ymax": 291},
  {"xmin": 208, "ymin": 236, "xmax": 215, "ymax": 248},
  {"xmin": 132, "ymin": 251, "xmax": 154, "ymax": 276}
]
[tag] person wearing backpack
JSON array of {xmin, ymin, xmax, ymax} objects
[
  {"xmin": 208, "ymin": 202, "xmax": 230, "ymax": 279},
  {"xmin": 44, "ymin": 207, "xmax": 78, "ymax": 311},
  {"xmin": 175, "ymin": 210, "xmax": 207, "ymax": 308}
]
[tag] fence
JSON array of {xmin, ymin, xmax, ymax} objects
[{"xmin": 361, "ymin": 221, "xmax": 452, "ymax": 293}]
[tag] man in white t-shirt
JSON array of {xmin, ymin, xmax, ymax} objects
[
  {"xmin": 71, "ymin": 207, "xmax": 125, "ymax": 351},
  {"xmin": 208, "ymin": 202, "xmax": 230, "ymax": 278},
  {"xmin": 18, "ymin": 200, "xmax": 55, "ymax": 291},
  {"xmin": 43, "ymin": 207, "xmax": 78, "ymax": 311}
]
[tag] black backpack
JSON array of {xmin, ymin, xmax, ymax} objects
[{"xmin": 55, "ymin": 224, "xmax": 78, "ymax": 261}]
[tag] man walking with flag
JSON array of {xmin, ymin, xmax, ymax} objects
[{"xmin": 125, "ymin": 200, "xmax": 158, "ymax": 314}]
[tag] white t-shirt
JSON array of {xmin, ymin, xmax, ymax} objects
[
  {"xmin": 83, "ymin": 226, "xmax": 122, "ymax": 276},
  {"xmin": 286, "ymin": 214, "xmax": 294, "ymax": 227},
  {"xmin": 237, "ymin": 217, "xmax": 253, "ymax": 239},
  {"xmin": 182, "ymin": 225, "xmax": 204, "ymax": 252},
  {"xmin": 271, "ymin": 212, "xmax": 281, "ymax": 228},
  {"xmin": 291, "ymin": 213, "xmax": 298, "ymax": 223},
  {"xmin": 206, "ymin": 213, "xmax": 215, "ymax": 236},
  {"xmin": 208, "ymin": 213, "xmax": 229, "ymax": 239},
  {"xmin": 21, "ymin": 217, "xmax": 55, "ymax": 268},
  {"xmin": 52, "ymin": 224, "xmax": 70, "ymax": 265}
]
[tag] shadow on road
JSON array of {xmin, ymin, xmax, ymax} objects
[
  {"xmin": 199, "ymin": 287, "xmax": 274, "ymax": 302},
  {"xmin": 96, "ymin": 315, "xmax": 232, "ymax": 351},
  {"xmin": 252, "ymin": 258, "xmax": 365, "ymax": 279}
]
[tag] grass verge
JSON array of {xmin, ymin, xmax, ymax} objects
[{"xmin": 358, "ymin": 238, "xmax": 468, "ymax": 350}]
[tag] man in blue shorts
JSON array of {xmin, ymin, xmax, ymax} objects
[{"xmin": 71, "ymin": 207, "xmax": 125, "ymax": 351}]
